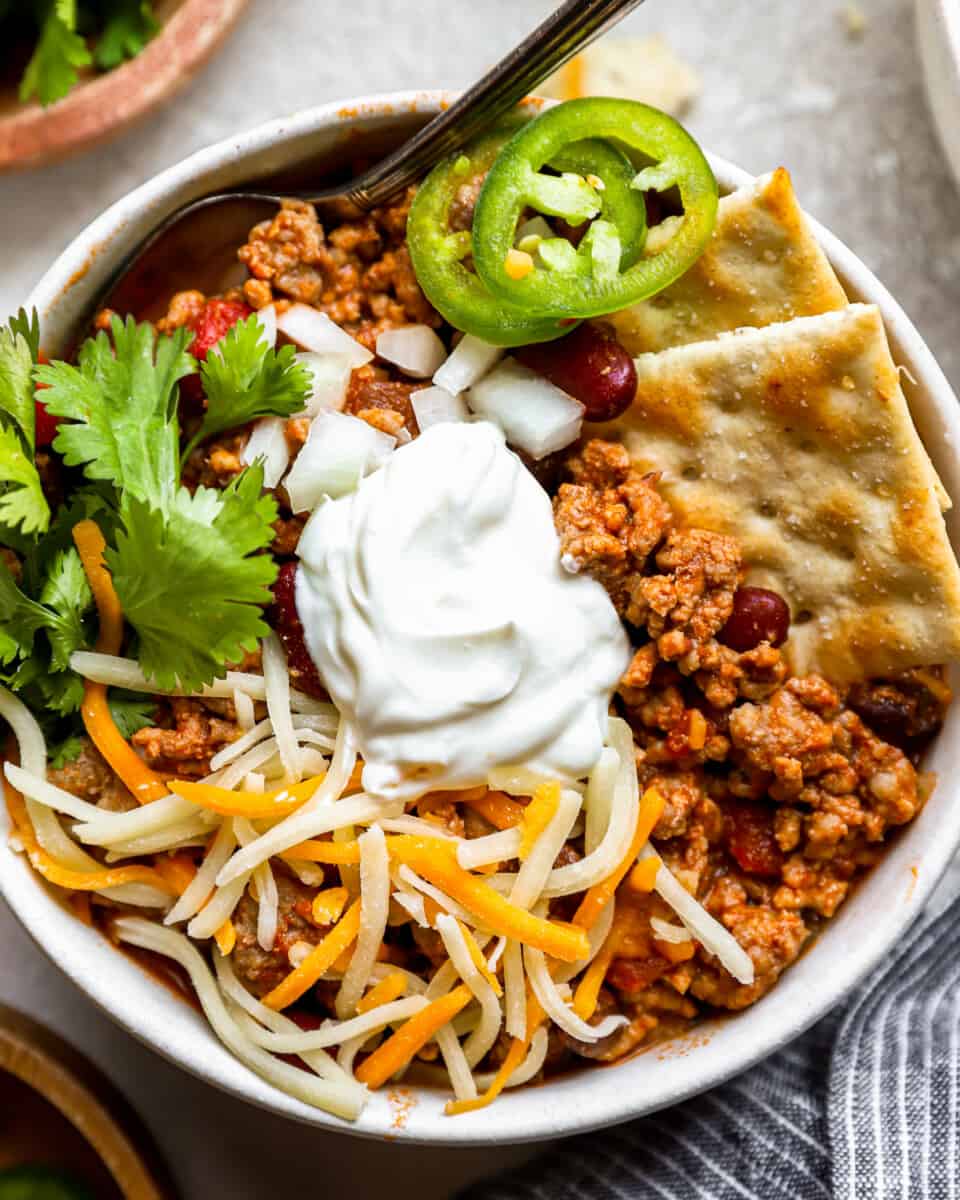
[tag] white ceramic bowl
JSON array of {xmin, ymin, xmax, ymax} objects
[
  {"xmin": 917, "ymin": 0, "xmax": 960, "ymax": 193},
  {"xmin": 4, "ymin": 92, "xmax": 960, "ymax": 1146}
]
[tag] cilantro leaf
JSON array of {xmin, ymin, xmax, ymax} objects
[
  {"xmin": 182, "ymin": 316, "xmax": 311, "ymax": 461},
  {"xmin": 93, "ymin": 0, "xmax": 158, "ymax": 70},
  {"xmin": 1, "ymin": 317, "xmax": 38, "ymax": 450},
  {"xmin": 108, "ymin": 690, "xmax": 156, "ymax": 738},
  {"xmin": 20, "ymin": 0, "xmax": 92, "ymax": 107},
  {"xmin": 38, "ymin": 546, "xmax": 92, "ymax": 669},
  {"xmin": 10, "ymin": 655, "xmax": 85, "ymax": 715},
  {"xmin": 0, "ymin": 425, "xmax": 50, "ymax": 536},
  {"xmin": 37, "ymin": 316, "xmax": 195, "ymax": 510},
  {"xmin": 49, "ymin": 733, "xmax": 85, "ymax": 769},
  {"xmin": 0, "ymin": 556, "xmax": 51, "ymax": 666},
  {"xmin": 106, "ymin": 464, "xmax": 278, "ymax": 691}
]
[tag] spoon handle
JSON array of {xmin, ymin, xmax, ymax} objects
[{"xmin": 341, "ymin": 0, "xmax": 647, "ymax": 209}]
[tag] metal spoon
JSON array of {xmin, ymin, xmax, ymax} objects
[{"xmin": 97, "ymin": 0, "xmax": 647, "ymax": 319}]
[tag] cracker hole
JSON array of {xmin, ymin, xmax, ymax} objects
[
  {"xmin": 757, "ymin": 499, "xmax": 778, "ymax": 518},
  {"xmin": 681, "ymin": 465, "xmax": 700, "ymax": 481},
  {"xmin": 794, "ymin": 609, "xmax": 814, "ymax": 625}
]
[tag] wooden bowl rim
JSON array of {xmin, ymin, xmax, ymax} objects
[
  {"xmin": 0, "ymin": 0, "xmax": 249, "ymax": 172},
  {"xmin": 0, "ymin": 1003, "xmax": 177, "ymax": 1199}
]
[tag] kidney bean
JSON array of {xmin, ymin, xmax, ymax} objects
[
  {"xmin": 719, "ymin": 586, "xmax": 791, "ymax": 652},
  {"xmin": 515, "ymin": 322, "xmax": 637, "ymax": 422},
  {"xmin": 269, "ymin": 562, "xmax": 326, "ymax": 699}
]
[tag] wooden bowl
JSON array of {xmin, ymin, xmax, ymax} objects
[
  {"xmin": 0, "ymin": 1004, "xmax": 177, "ymax": 1199},
  {"xmin": 0, "ymin": 0, "xmax": 249, "ymax": 172}
]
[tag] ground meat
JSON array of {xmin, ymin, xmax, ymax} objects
[
  {"xmin": 553, "ymin": 440, "xmax": 672, "ymax": 612},
  {"xmin": 181, "ymin": 431, "xmax": 248, "ymax": 491},
  {"xmin": 48, "ymin": 739, "xmax": 136, "ymax": 812},
  {"xmin": 271, "ymin": 513, "xmax": 306, "ymax": 558},
  {"xmin": 691, "ymin": 900, "xmax": 808, "ymax": 1009},
  {"xmin": 233, "ymin": 873, "xmax": 325, "ymax": 998},
  {"xmin": 238, "ymin": 192, "xmax": 438, "ymax": 348},
  {"xmin": 132, "ymin": 698, "xmax": 239, "ymax": 775},
  {"xmin": 631, "ymin": 528, "xmax": 742, "ymax": 645},
  {"xmin": 156, "ymin": 289, "xmax": 206, "ymax": 333},
  {"xmin": 344, "ymin": 367, "xmax": 419, "ymax": 435}
]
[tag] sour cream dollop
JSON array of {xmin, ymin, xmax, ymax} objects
[{"xmin": 295, "ymin": 421, "xmax": 630, "ymax": 800}]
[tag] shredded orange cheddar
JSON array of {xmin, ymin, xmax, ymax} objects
[
  {"xmin": 446, "ymin": 992, "xmax": 545, "ymax": 1115},
  {"xmin": 262, "ymin": 900, "xmax": 362, "ymax": 1010},
  {"xmin": 73, "ymin": 520, "xmax": 169, "ymax": 805},
  {"xmin": 357, "ymin": 972, "xmax": 408, "ymax": 1014},
  {"xmin": 574, "ymin": 787, "xmax": 666, "ymax": 932},
  {"xmin": 518, "ymin": 781, "xmax": 560, "ymax": 861},
  {"xmin": 4, "ymin": 775, "xmax": 178, "ymax": 897},
  {"xmin": 153, "ymin": 852, "xmax": 198, "ymax": 896},
  {"xmin": 457, "ymin": 920, "xmax": 502, "ymax": 996},
  {"xmin": 214, "ymin": 919, "xmax": 237, "ymax": 956},
  {"xmin": 573, "ymin": 918, "xmax": 621, "ymax": 1021},
  {"xmin": 628, "ymin": 857, "xmax": 661, "ymax": 894},
  {"xmin": 355, "ymin": 984, "xmax": 472, "ymax": 1089},
  {"xmin": 462, "ymin": 790, "xmax": 527, "ymax": 831},
  {"xmin": 172, "ymin": 775, "xmax": 323, "ymax": 818},
  {"xmin": 385, "ymin": 837, "xmax": 589, "ymax": 963},
  {"xmin": 311, "ymin": 885, "xmax": 349, "ymax": 926},
  {"xmin": 281, "ymin": 839, "xmax": 361, "ymax": 865}
]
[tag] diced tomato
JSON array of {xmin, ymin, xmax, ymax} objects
[
  {"xmin": 181, "ymin": 298, "xmax": 252, "ymax": 408},
  {"xmin": 33, "ymin": 398, "xmax": 59, "ymax": 447},
  {"xmin": 606, "ymin": 956, "xmax": 670, "ymax": 996},
  {"xmin": 270, "ymin": 562, "xmax": 326, "ymax": 699},
  {"xmin": 725, "ymin": 800, "xmax": 784, "ymax": 878}
]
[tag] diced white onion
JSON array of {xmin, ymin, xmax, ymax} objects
[
  {"xmin": 433, "ymin": 333, "xmax": 502, "ymax": 394},
  {"xmin": 524, "ymin": 945, "xmax": 628, "ymax": 1043},
  {"xmin": 255, "ymin": 304, "xmax": 277, "ymax": 348},
  {"xmin": 296, "ymin": 352, "xmax": 352, "ymax": 416},
  {"xmin": 241, "ymin": 417, "xmax": 289, "ymax": 489},
  {"xmin": 411, "ymin": 386, "xmax": 470, "ymax": 430},
  {"xmin": 640, "ymin": 846, "xmax": 755, "ymax": 985},
  {"xmin": 467, "ymin": 359, "xmax": 584, "ymax": 460},
  {"xmin": 336, "ymin": 825, "xmax": 390, "ymax": 1018},
  {"xmin": 651, "ymin": 916, "xmax": 692, "ymax": 944},
  {"xmin": 541, "ymin": 718, "xmax": 639, "ymax": 898},
  {"xmin": 114, "ymin": 920, "xmax": 365, "ymax": 1119},
  {"xmin": 275, "ymin": 304, "xmax": 372, "ymax": 368},
  {"xmin": 285, "ymin": 411, "xmax": 396, "ymax": 511},
  {"xmin": 376, "ymin": 326, "xmax": 448, "ymax": 378}
]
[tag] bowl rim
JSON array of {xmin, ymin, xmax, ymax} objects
[
  {"xmin": 916, "ymin": 0, "xmax": 960, "ymax": 193},
  {"xmin": 6, "ymin": 89, "xmax": 960, "ymax": 1146}
]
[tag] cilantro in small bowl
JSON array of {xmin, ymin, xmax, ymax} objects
[{"xmin": 1, "ymin": 0, "xmax": 159, "ymax": 108}]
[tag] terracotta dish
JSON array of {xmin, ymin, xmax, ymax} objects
[{"xmin": 0, "ymin": 0, "xmax": 249, "ymax": 173}]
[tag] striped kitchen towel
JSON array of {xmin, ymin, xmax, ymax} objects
[{"xmin": 464, "ymin": 894, "xmax": 960, "ymax": 1200}]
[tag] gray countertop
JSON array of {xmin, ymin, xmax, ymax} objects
[{"xmin": 2, "ymin": 1, "xmax": 958, "ymax": 1196}]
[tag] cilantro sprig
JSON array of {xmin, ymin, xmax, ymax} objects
[
  {"xmin": 0, "ymin": 310, "xmax": 50, "ymax": 537},
  {"xmin": 12, "ymin": 1, "xmax": 160, "ymax": 109},
  {"xmin": 182, "ymin": 315, "xmax": 312, "ymax": 462},
  {"xmin": 2, "ymin": 306, "xmax": 307, "ymax": 697}
]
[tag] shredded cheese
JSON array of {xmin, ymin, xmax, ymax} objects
[
  {"xmin": 312, "ymin": 886, "xmax": 349, "ymax": 926},
  {"xmin": 214, "ymin": 919, "xmax": 237, "ymax": 956},
  {"xmin": 518, "ymin": 782, "xmax": 560, "ymax": 861},
  {"xmin": 386, "ymin": 836, "xmax": 589, "ymax": 963},
  {"xmin": 354, "ymin": 984, "xmax": 472, "ymax": 1089},
  {"xmin": 574, "ymin": 786, "xmax": 665, "ymax": 931},
  {"xmin": 73, "ymin": 520, "xmax": 169, "ymax": 805},
  {"xmin": 356, "ymin": 972, "xmax": 408, "ymax": 1014},
  {"xmin": 463, "ymin": 789, "xmax": 527, "ymax": 830},
  {"xmin": 628, "ymin": 856, "xmax": 661, "ymax": 893},
  {"xmin": 263, "ymin": 900, "xmax": 363, "ymax": 1010},
  {"xmin": 282, "ymin": 839, "xmax": 361, "ymax": 866},
  {"xmin": 172, "ymin": 775, "xmax": 323, "ymax": 819}
]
